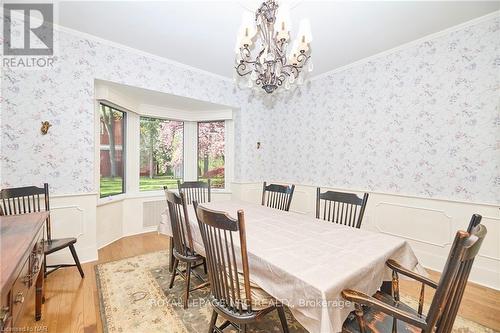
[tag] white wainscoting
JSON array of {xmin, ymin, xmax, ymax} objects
[
  {"xmin": 97, "ymin": 190, "xmax": 233, "ymax": 247},
  {"xmin": 47, "ymin": 190, "xmax": 232, "ymax": 266},
  {"xmin": 232, "ymin": 182, "xmax": 500, "ymax": 290},
  {"xmin": 46, "ymin": 193, "xmax": 98, "ymax": 265},
  {"xmin": 96, "ymin": 199, "xmax": 124, "ymax": 249}
]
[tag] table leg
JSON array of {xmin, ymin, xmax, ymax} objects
[
  {"xmin": 35, "ymin": 260, "xmax": 44, "ymax": 321},
  {"xmin": 41, "ymin": 260, "xmax": 46, "ymax": 304}
]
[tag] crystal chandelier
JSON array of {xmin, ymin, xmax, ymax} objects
[{"xmin": 235, "ymin": 0, "xmax": 312, "ymax": 94}]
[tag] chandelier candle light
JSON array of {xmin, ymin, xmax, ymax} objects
[{"xmin": 235, "ymin": 0, "xmax": 313, "ymax": 94}]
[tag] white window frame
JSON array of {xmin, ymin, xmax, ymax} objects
[{"xmin": 97, "ymin": 102, "xmax": 128, "ymax": 199}]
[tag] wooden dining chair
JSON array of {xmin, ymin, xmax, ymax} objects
[
  {"xmin": 261, "ymin": 181, "xmax": 295, "ymax": 211},
  {"xmin": 316, "ymin": 188, "xmax": 369, "ymax": 228},
  {"xmin": 165, "ymin": 190, "xmax": 208, "ymax": 309},
  {"xmin": 0, "ymin": 183, "xmax": 84, "ymax": 278},
  {"xmin": 166, "ymin": 180, "xmax": 211, "ymax": 273},
  {"xmin": 341, "ymin": 214, "xmax": 486, "ymax": 333},
  {"xmin": 193, "ymin": 201, "xmax": 289, "ymax": 333},
  {"xmin": 177, "ymin": 179, "xmax": 211, "ymax": 205}
]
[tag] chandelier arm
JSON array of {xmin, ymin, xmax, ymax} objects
[
  {"xmin": 296, "ymin": 52, "xmax": 310, "ymax": 65},
  {"xmin": 281, "ymin": 65, "xmax": 300, "ymax": 78},
  {"xmin": 235, "ymin": 0, "xmax": 311, "ymax": 93},
  {"xmin": 239, "ymin": 46, "xmax": 252, "ymax": 61},
  {"xmin": 235, "ymin": 62, "xmax": 253, "ymax": 76}
]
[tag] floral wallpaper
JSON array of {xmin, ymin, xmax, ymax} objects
[
  {"xmin": 1, "ymin": 15, "xmax": 499, "ymax": 204},
  {"xmin": 263, "ymin": 16, "xmax": 500, "ymax": 204}
]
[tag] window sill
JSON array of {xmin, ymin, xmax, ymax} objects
[
  {"xmin": 97, "ymin": 193, "xmax": 127, "ymax": 206},
  {"xmin": 97, "ymin": 189, "xmax": 232, "ymax": 205}
]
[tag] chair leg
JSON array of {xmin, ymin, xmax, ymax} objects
[
  {"xmin": 240, "ymin": 324, "xmax": 247, "ymax": 333},
  {"xmin": 203, "ymin": 259, "xmax": 207, "ymax": 274},
  {"xmin": 69, "ymin": 244, "xmax": 84, "ymax": 278},
  {"xmin": 169, "ymin": 238, "xmax": 174, "ymax": 273},
  {"xmin": 277, "ymin": 306, "xmax": 290, "ymax": 333},
  {"xmin": 184, "ymin": 262, "xmax": 192, "ymax": 309},
  {"xmin": 169, "ymin": 259, "xmax": 179, "ymax": 289},
  {"xmin": 208, "ymin": 309, "xmax": 218, "ymax": 333},
  {"xmin": 43, "ymin": 253, "xmax": 47, "ymax": 277},
  {"xmin": 354, "ymin": 304, "xmax": 366, "ymax": 333}
]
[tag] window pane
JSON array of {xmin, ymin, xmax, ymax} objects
[
  {"xmin": 140, "ymin": 117, "xmax": 183, "ymax": 191},
  {"xmin": 100, "ymin": 105, "xmax": 126, "ymax": 197},
  {"xmin": 198, "ymin": 121, "xmax": 225, "ymax": 189}
]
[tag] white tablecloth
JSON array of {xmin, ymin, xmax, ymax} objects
[{"xmin": 158, "ymin": 200, "xmax": 425, "ymax": 333}]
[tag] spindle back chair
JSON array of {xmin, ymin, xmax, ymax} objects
[
  {"xmin": 194, "ymin": 202, "xmax": 289, "ymax": 333},
  {"xmin": 316, "ymin": 188, "xmax": 369, "ymax": 228},
  {"xmin": 341, "ymin": 214, "xmax": 487, "ymax": 333},
  {"xmin": 165, "ymin": 189, "xmax": 207, "ymax": 308},
  {"xmin": 1, "ymin": 184, "xmax": 51, "ymax": 238},
  {"xmin": 0, "ymin": 183, "xmax": 84, "ymax": 278},
  {"xmin": 177, "ymin": 179, "xmax": 211, "ymax": 205},
  {"xmin": 261, "ymin": 182, "xmax": 295, "ymax": 212}
]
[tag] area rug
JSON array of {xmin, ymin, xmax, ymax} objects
[{"xmin": 95, "ymin": 251, "xmax": 498, "ymax": 333}]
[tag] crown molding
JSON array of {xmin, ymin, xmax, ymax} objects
[{"xmin": 310, "ymin": 10, "xmax": 500, "ymax": 82}]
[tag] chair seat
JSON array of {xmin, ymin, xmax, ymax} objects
[
  {"xmin": 228, "ymin": 271, "xmax": 276, "ymax": 311},
  {"xmin": 342, "ymin": 291, "xmax": 424, "ymax": 333},
  {"xmin": 44, "ymin": 237, "xmax": 77, "ymax": 254}
]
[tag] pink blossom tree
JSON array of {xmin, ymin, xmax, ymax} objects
[{"xmin": 198, "ymin": 121, "xmax": 225, "ymax": 184}]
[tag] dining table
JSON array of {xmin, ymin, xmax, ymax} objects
[{"xmin": 158, "ymin": 199, "xmax": 425, "ymax": 333}]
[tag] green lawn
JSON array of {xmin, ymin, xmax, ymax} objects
[
  {"xmin": 139, "ymin": 176, "xmax": 179, "ymax": 191},
  {"xmin": 199, "ymin": 176, "xmax": 224, "ymax": 189},
  {"xmin": 100, "ymin": 176, "xmax": 224, "ymax": 197},
  {"xmin": 100, "ymin": 177, "xmax": 124, "ymax": 197},
  {"xmin": 100, "ymin": 176, "xmax": 179, "ymax": 197}
]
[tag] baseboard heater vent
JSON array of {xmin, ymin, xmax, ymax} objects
[{"xmin": 143, "ymin": 200, "xmax": 166, "ymax": 228}]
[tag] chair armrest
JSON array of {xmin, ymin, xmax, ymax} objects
[
  {"xmin": 342, "ymin": 289, "xmax": 427, "ymax": 329},
  {"xmin": 386, "ymin": 259, "xmax": 438, "ymax": 289}
]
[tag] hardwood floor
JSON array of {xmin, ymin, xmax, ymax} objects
[
  {"xmin": 18, "ymin": 232, "xmax": 169, "ymax": 333},
  {"xmin": 17, "ymin": 232, "xmax": 500, "ymax": 332}
]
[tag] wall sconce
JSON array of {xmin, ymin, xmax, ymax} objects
[
  {"xmin": 257, "ymin": 142, "xmax": 261, "ymax": 149},
  {"xmin": 40, "ymin": 121, "xmax": 52, "ymax": 135}
]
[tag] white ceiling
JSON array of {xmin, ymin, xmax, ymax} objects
[{"xmin": 58, "ymin": 1, "xmax": 499, "ymax": 79}]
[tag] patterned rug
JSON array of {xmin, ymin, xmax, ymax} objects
[{"xmin": 95, "ymin": 251, "xmax": 497, "ymax": 333}]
